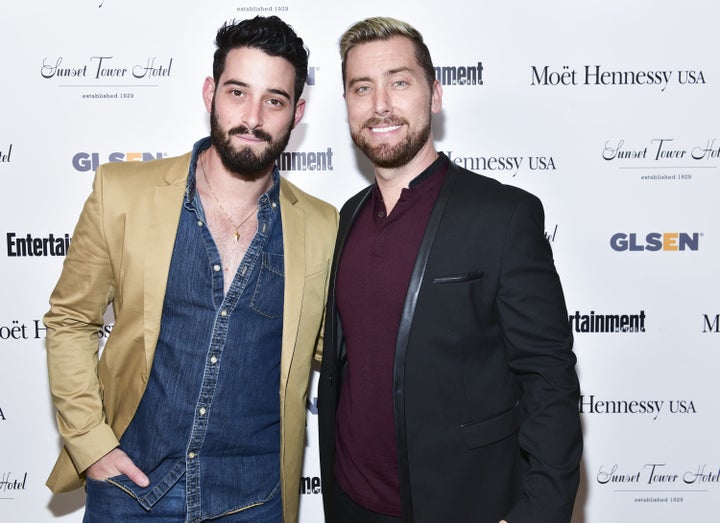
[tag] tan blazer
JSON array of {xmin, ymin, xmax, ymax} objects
[{"xmin": 44, "ymin": 151, "xmax": 338, "ymax": 522}]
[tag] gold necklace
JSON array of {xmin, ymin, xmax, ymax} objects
[{"xmin": 199, "ymin": 155, "xmax": 256, "ymax": 243}]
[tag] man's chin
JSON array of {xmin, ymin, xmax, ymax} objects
[
  {"xmin": 364, "ymin": 145, "xmax": 406, "ymax": 167},
  {"xmin": 218, "ymin": 151, "xmax": 274, "ymax": 180}
]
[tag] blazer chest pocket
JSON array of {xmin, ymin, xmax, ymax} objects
[
  {"xmin": 432, "ymin": 270, "xmax": 484, "ymax": 285},
  {"xmin": 460, "ymin": 400, "xmax": 522, "ymax": 449}
]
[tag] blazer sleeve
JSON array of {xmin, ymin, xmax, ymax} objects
[
  {"xmin": 44, "ymin": 165, "xmax": 120, "ymax": 476},
  {"xmin": 496, "ymin": 194, "xmax": 582, "ymax": 523}
]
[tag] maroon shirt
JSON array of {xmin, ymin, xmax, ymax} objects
[{"xmin": 335, "ymin": 155, "xmax": 448, "ymax": 516}]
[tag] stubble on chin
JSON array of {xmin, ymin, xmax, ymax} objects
[{"xmin": 351, "ymin": 122, "xmax": 430, "ymax": 169}]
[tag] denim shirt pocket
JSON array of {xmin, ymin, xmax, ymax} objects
[
  {"xmin": 250, "ymin": 252, "xmax": 284, "ymax": 318},
  {"xmin": 103, "ymin": 457, "xmax": 186, "ymax": 510}
]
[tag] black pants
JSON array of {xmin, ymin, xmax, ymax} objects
[{"xmin": 333, "ymin": 481, "xmax": 402, "ymax": 523}]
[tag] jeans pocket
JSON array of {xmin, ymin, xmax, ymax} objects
[{"xmin": 84, "ymin": 474, "xmax": 139, "ymax": 519}]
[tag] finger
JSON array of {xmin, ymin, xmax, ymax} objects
[{"xmin": 122, "ymin": 462, "xmax": 150, "ymax": 488}]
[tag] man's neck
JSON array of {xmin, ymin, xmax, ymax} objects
[
  {"xmin": 374, "ymin": 143, "xmax": 439, "ymax": 215},
  {"xmin": 201, "ymin": 146, "xmax": 274, "ymax": 206}
]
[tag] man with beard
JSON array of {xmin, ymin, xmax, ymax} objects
[
  {"xmin": 318, "ymin": 17, "xmax": 582, "ymax": 523},
  {"xmin": 44, "ymin": 16, "xmax": 337, "ymax": 523}
]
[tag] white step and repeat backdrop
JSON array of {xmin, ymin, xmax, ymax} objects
[{"xmin": 1, "ymin": 1, "xmax": 718, "ymax": 522}]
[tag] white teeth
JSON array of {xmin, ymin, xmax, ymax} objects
[{"xmin": 370, "ymin": 125, "xmax": 401, "ymax": 134}]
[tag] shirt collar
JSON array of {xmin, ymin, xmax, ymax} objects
[
  {"xmin": 408, "ymin": 153, "xmax": 449, "ymax": 188},
  {"xmin": 372, "ymin": 152, "xmax": 450, "ymax": 203}
]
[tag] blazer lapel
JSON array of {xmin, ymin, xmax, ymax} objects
[
  {"xmin": 279, "ymin": 179, "xmax": 304, "ymax": 389},
  {"xmin": 142, "ymin": 158, "xmax": 189, "ymax": 367},
  {"xmin": 393, "ymin": 162, "xmax": 458, "ymax": 521}
]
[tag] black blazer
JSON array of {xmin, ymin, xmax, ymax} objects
[{"xmin": 319, "ymin": 160, "xmax": 582, "ymax": 523}]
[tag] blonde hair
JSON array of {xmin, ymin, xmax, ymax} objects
[{"xmin": 339, "ymin": 17, "xmax": 436, "ymax": 89}]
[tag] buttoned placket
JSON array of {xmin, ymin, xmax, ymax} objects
[{"xmin": 184, "ymin": 191, "xmax": 277, "ymax": 522}]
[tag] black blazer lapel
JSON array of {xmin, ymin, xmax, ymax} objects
[{"xmin": 393, "ymin": 163, "xmax": 458, "ymax": 521}]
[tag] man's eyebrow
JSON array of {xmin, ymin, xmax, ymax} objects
[
  {"xmin": 386, "ymin": 66, "xmax": 413, "ymax": 77},
  {"xmin": 347, "ymin": 67, "xmax": 414, "ymax": 87},
  {"xmin": 222, "ymin": 79, "xmax": 250, "ymax": 89},
  {"xmin": 222, "ymin": 79, "xmax": 291, "ymax": 100},
  {"xmin": 347, "ymin": 75, "xmax": 372, "ymax": 87}
]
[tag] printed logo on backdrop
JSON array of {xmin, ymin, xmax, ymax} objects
[
  {"xmin": 236, "ymin": 5, "xmax": 291, "ymax": 16},
  {"xmin": 594, "ymin": 463, "xmax": 718, "ymax": 506},
  {"xmin": 0, "ymin": 472, "xmax": 28, "ymax": 500},
  {"xmin": 545, "ymin": 224, "xmax": 559, "ymax": 243},
  {"xmin": 435, "ymin": 62, "xmax": 484, "ymax": 86},
  {"xmin": 531, "ymin": 65, "xmax": 706, "ymax": 91},
  {"xmin": 569, "ymin": 310, "xmax": 646, "ymax": 333},
  {"xmin": 579, "ymin": 395, "xmax": 695, "ymax": 420},
  {"xmin": 0, "ymin": 320, "xmax": 111, "ymax": 341},
  {"xmin": 0, "ymin": 320, "xmax": 40, "ymax": 340},
  {"xmin": 299, "ymin": 476, "xmax": 322, "ymax": 495},
  {"xmin": 73, "ymin": 151, "xmax": 166, "ymax": 172},
  {"xmin": 443, "ymin": 150, "xmax": 556, "ymax": 178},
  {"xmin": 70, "ymin": 149, "xmax": 333, "ymax": 173},
  {"xmin": 585, "ymin": 391, "xmax": 711, "ymax": 507},
  {"xmin": 6, "ymin": 233, "xmax": 71, "ymax": 257},
  {"xmin": 610, "ymin": 232, "xmax": 702, "ymax": 252},
  {"xmin": 702, "ymin": 314, "xmax": 719, "ymax": 333},
  {"xmin": 603, "ymin": 138, "xmax": 719, "ymax": 182},
  {"xmin": 0, "ymin": 143, "xmax": 12, "ymax": 165},
  {"xmin": 40, "ymin": 55, "xmax": 175, "ymax": 100},
  {"xmin": 276, "ymin": 148, "xmax": 334, "ymax": 172}
]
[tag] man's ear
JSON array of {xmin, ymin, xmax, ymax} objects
[
  {"xmin": 431, "ymin": 79, "xmax": 443, "ymax": 114},
  {"xmin": 202, "ymin": 76, "xmax": 215, "ymax": 113},
  {"xmin": 292, "ymin": 98, "xmax": 306, "ymax": 129}
]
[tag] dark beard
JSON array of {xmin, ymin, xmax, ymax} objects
[
  {"xmin": 210, "ymin": 106, "xmax": 292, "ymax": 180},
  {"xmin": 351, "ymin": 116, "xmax": 431, "ymax": 169}
]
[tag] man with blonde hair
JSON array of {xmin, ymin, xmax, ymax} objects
[{"xmin": 318, "ymin": 16, "xmax": 582, "ymax": 523}]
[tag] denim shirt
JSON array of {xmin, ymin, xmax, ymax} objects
[{"xmin": 117, "ymin": 137, "xmax": 284, "ymax": 521}]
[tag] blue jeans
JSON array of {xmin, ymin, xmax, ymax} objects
[{"xmin": 83, "ymin": 475, "xmax": 282, "ymax": 522}]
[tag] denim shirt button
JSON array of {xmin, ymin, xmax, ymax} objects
[
  {"xmin": 220, "ymin": 310, "xmax": 228, "ymax": 317},
  {"xmin": 213, "ymin": 264, "xmax": 221, "ymax": 272},
  {"xmin": 188, "ymin": 452, "xmax": 196, "ymax": 459},
  {"xmin": 197, "ymin": 220, "xmax": 203, "ymax": 227},
  {"xmin": 199, "ymin": 407, "xmax": 207, "ymax": 415},
  {"xmin": 210, "ymin": 355, "xmax": 218, "ymax": 364}
]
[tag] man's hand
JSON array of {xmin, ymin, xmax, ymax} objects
[{"xmin": 85, "ymin": 448, "xmax": 149, "ymax": 487}]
